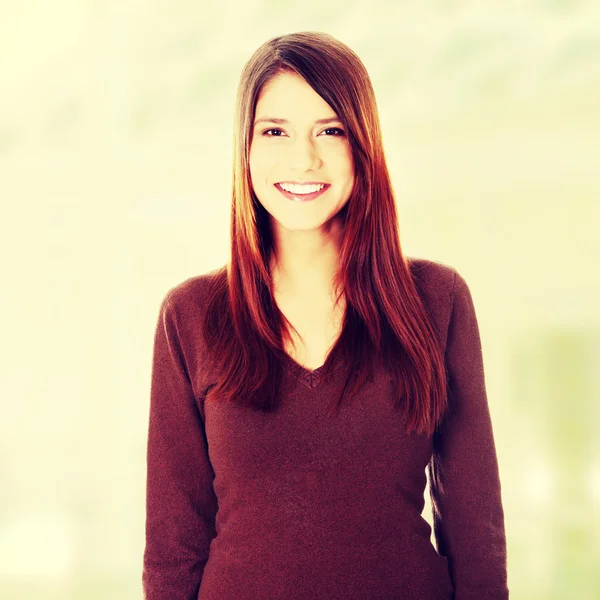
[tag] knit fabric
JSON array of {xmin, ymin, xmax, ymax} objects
[{"xmin": 142, "ymin": 257, "xmax": 509, "ymax": 600}]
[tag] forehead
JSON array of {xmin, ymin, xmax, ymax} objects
[{"xmin": 254, "ymin": 72, "xmax": 336, "ymax": 123}]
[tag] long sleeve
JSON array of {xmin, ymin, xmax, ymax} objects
[
  {"xmin": 142, "ymin": 294, "xmax": 218, "ymax": 600},
  {"xmin": 428, "ymin": 270, "xmax": 509, "ymax": 599}
]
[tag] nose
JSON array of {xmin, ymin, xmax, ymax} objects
[{"xmin": 287, "ymin": 136, "xmax": 322, "ymax": 170}]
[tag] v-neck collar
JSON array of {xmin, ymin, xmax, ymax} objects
[{"xmin": 283, "ymin": 353, "xmax": 344, "ymax": 389}]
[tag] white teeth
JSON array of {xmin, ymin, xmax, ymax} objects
[{"xmin": 279, "ymin": 183, "xmax": 326, "ymax": 194}]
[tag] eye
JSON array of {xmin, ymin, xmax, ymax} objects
[
  {"xmin": 262, "ymin": 127, "xmax": 345, "ymax": 137},
  {"xmin": 323, "ymin": 127, "xmax": 345, "ymax": 136},
  {"xmin": 262, "ymin": 128, "xmax": 285, "ymax": 137}
]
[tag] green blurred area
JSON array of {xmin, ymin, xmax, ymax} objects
[{"xmin": 1, "ymin": 1, "xmax": 599, "ymax": 599}]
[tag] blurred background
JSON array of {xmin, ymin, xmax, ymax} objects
[{"xmin": 1, "ymin": 1, "xmax": 598, "ymax": 598}]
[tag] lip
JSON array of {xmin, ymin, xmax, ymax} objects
[
  {"xmin": 277, "ymin": 181, "xmax": 328, "ymax": 185},
  {"xmin": 275, "ymin": 182, "xmax": 330, "ymax": 203}
]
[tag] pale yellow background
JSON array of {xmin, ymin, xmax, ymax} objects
[{"xmin": 1, "ymin": 1, "xmax": 598, "ymax": 599}]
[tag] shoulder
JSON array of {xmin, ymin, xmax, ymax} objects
[
  {"xmin": 407, "ymin": 256, "xmax": 461, "ymax": 301},
  {"xmin": 407, "ymin": 256, "xmax": 474, "ymax": 345},
  {"xmin": 154, "ymin": 266, "xmax": 227, "ymax": 396},
  {"xmin": 160, "ymin": 265, "xmax": 227, "ymax": 316}
]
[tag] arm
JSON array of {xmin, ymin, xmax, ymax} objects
[
  {"xmin": 428, "ymin": 270, "xmax": 509, "ymax": 599},
  {"xmin": 142, "ymin": 295, "xmax": 218, "ymax": 599}
]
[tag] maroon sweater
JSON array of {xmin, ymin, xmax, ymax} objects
[{"xmin": 142, "ymin": 257, "xmax": 509, "ymax": 599}]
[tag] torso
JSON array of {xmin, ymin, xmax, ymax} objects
[{"xmin": 274, "ymin": 289, "xmax": 346, "ymax": 371}]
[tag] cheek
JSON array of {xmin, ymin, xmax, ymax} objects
[
  {"xmin": 249, "ymin": 147, "xmax": 275, "ymax": 175},
  {"xmin": 330, "ymin": 146, "xmax": 353, "ymax": 169},
  {"xmin": 248, "ymin": 154, "xmax": 264, "ymax": 183}
]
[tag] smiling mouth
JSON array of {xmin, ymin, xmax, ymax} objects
[{"xmin": 274, "ymin": 183, "xmax": 330, "ymax": 202}]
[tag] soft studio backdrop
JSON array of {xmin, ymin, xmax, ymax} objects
[{"xmin": 1, "ymin": 1, "xmax": 598, "ymax": 599}]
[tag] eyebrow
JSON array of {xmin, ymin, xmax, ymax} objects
[{"xmin": 254, "ymin": 116, "xmax": 342, "ymax": 126}]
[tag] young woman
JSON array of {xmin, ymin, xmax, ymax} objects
[{"xmin": 142, "ymin": 31, "xmax": 509, "ymax": 600}]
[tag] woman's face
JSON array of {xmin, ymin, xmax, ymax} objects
[{"xmin": 249, "ymin": 72, "xmax": 355, "ymax": 233}]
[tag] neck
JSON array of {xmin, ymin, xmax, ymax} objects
[{"xmin": 271, "ymin": 242, "xmax": 342, "ymax": 298}]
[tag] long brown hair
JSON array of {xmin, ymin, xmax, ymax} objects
[{"xmin": 202, "ymin": 31, "xmax": 448, "ymax": 437}]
